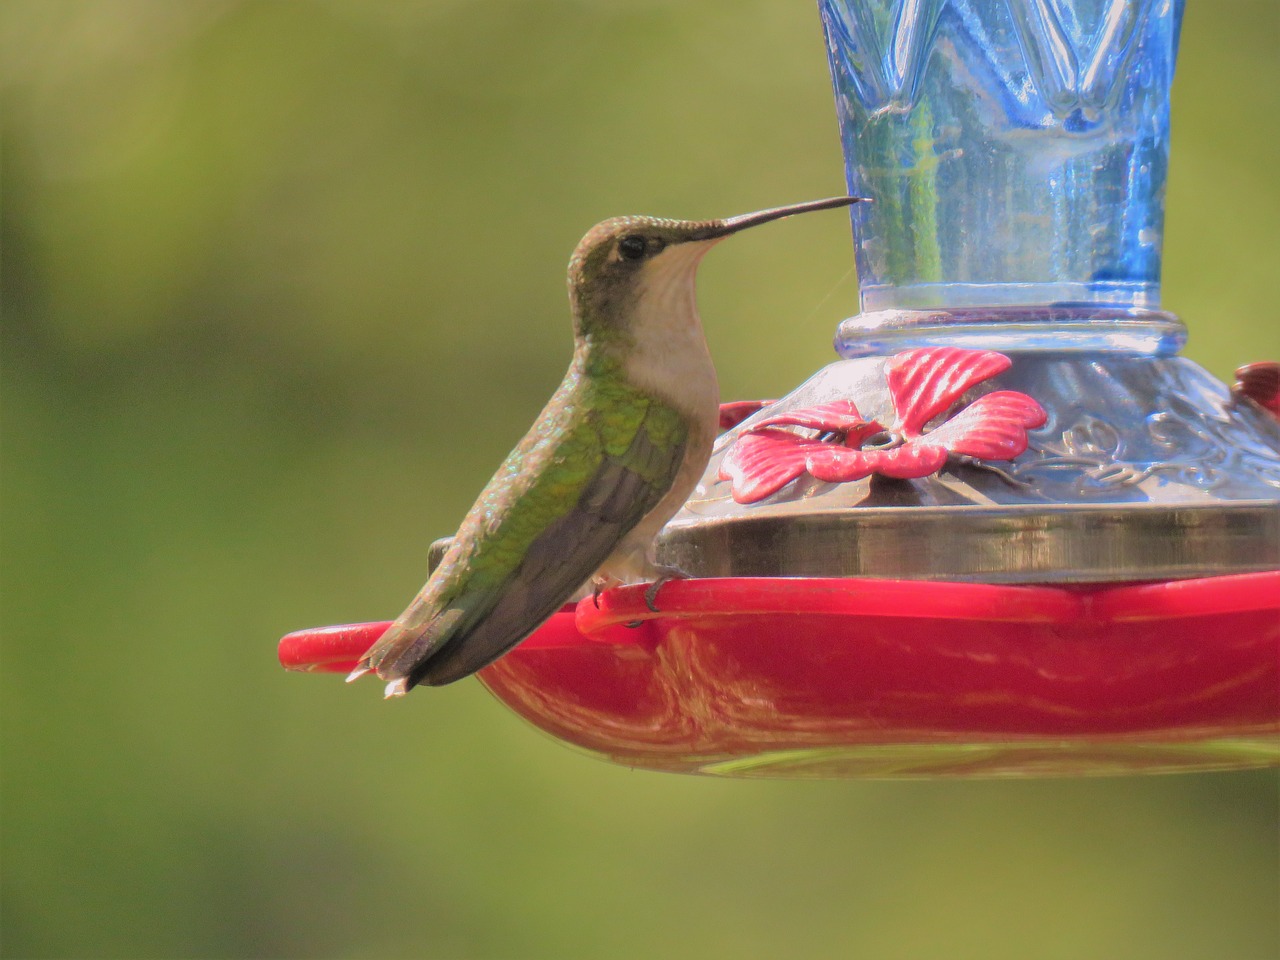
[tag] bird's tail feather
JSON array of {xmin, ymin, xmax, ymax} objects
[{"xmin": 353, "ymin": 598, "xmax": 478, "ymax": 697}]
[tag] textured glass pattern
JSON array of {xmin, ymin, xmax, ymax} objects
[{"xmin": 820, "ymin": 0, "xmax": 1183, "ymax": 312}]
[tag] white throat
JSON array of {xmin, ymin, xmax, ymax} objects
[{"xmin": 621, "ymin": 241, "xmax": 720, "ymax": 420}]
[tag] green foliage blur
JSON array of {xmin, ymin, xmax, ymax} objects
[{"xmin": 3, "ymin": 2, "xmax": 1278, "ymax": 958}]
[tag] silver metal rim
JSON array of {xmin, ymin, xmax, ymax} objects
[{"xmin": 657, "ymin": 501, "xmax": 1280, "ymax": 583}]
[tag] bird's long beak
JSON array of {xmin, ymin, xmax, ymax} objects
[{"xmin": 693, "ymin": 195, "xmax": 868, "ymax": 241}]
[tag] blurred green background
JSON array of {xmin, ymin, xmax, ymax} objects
[{"xmin": 3, "ymin": 2, "xmax": 1278, "ymax": 958}]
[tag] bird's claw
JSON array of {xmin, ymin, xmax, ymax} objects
[
  {"xmin": 642, "ymin": 565, "xmax": 694, "ymax": 613},
  {"xmin": 644, "ymin": 579, "xmax": 665, "ymax": 612},
  {"xmin": 592, "ymin": 574, "xmax": 623, "ymax": 608}
]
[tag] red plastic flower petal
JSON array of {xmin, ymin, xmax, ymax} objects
[
  {"xmin": 720, "ymin": 347, "xmax": 1044, "ymax": 504},
  {"xmin": 718, "ymin": 399, "xmax": 775, "ymax": 432},
  {"xmin": 755, "ymin": 399, "xmax": 881, "ymax": 439},
  {"xmin": 718, "ymin": 428, "xmax": 818, "ymax": 503},
  {"xmin": 1233, "ymin": 362, "xmax": 1280, "ymax": 420},
  {"xmin": 802, "ymin": 444, "xmax": 878, "ymax": 483},
  {"xmin": 719, "ymin": 400, "xmax": 889, "ymax": 502},
  {"xmin": 805, "ymin": 442, "xmax": 948, "ymax": 482},
  {"xmin": 922, "ymin": 390, "xmax": 1048, "ymax": 460},
  {"xmin": 886, "ymin": 347, "xmax": 1012, "ymax": 436}
]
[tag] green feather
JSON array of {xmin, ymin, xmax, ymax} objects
[{"xmin": 363, "ymin": 359, "xmax": 688, "ymax": 680}]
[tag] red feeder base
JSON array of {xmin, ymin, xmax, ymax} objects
[{"xmin": 279, "ymin": 573, "xmax": 1280, "ymax": 779}]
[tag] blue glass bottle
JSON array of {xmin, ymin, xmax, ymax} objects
[{"xmin": 820, "ymin": 0, "xmax": 1186, "ymax": 356}]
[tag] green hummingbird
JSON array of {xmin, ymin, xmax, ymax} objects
[{"xmin": 349, "ymin": 195, "xmax": 865, "ymax": 697}]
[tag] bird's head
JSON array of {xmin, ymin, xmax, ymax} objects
[{"xmin": 566, "ymin": 196, "xmax": 866, "ymax": 341}]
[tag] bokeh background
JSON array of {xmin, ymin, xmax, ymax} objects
[{"xmin": 3, "ymin": 2, "xmax": 1278, "ymax": 958}]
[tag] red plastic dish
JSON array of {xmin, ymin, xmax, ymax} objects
[{"xmin": 279, "ymin": 573, "xmax": 1280, "ymax": 778}]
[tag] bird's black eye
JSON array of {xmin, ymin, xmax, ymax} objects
[{"xmin": 618, "ymin": 235, "xmax": 648, "ymax": 260}]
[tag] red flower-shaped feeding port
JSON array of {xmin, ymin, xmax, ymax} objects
[
  {"xmin": 720, "ymin": 347, "xmax": 1047, "ymax": 503},
  {"xmin": 1233, "ymin": 361, "xmax": 1280, "ymax": 421}
]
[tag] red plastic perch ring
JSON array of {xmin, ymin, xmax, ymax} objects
[{"xmin": 279, "ymin": 573, "xmax": 1280, "ymax": 778}]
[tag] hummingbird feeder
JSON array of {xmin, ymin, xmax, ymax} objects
[{"xmin": 280, "ymin": 0, "xmax": 1280, "ymax": 778}]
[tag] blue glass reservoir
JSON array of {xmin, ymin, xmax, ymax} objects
[{"xmin": 820, "ymin": 0, "xmax": 1186, "ymax": 355}]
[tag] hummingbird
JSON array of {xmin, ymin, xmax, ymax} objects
[{"xmin": 349, "ymin": 195, "xmax": 865, "ymax": 696}]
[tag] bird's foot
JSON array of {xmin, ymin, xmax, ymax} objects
[
  {"xmin": 591, "ymin": 573, "xmax": 621, "ymax": 608},
  {"xmin": 643, "ymin": 565, "xmax": 692, "ymax": 613}
]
